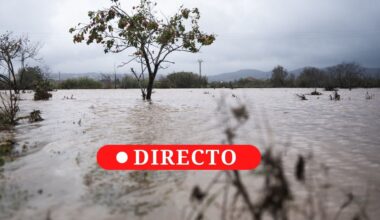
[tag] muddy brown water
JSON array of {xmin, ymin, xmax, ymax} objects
[{"xmin": 0, "ymin": 88, "xmax": 379, "ymax": 220}]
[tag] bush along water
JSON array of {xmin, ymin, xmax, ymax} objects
[{"xmin": 34, "ymin": 80, "xmax": 52, "ymax": 101}]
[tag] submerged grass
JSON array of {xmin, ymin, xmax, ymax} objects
[{"xmin": 0, "ymin": 136, "xmax": 14, "ymax": 167}]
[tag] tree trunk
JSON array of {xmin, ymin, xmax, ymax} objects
[{"xmin": 146, "ymin": 75, "xmax": 155, "ymax": 100}]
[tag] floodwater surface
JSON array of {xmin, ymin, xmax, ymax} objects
[{"xmin": 1, "ymin": 88, "xmax": 379, "ymax": 220}]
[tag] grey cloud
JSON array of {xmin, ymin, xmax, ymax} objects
[{"xmin": 1, "ymin": 0, "xmax": 379, "ymax": 75}]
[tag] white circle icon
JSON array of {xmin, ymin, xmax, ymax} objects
[{"xmin": 116, "ymin": 152, "xmax": 128, "ymax": 164}]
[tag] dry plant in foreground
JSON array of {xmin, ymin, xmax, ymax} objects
[{"xmin": 187, "ymin": 97, "xmax": 371, "ymax": 220}]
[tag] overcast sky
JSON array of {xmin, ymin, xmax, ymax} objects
[{"xmin": 1, "ymin": 0, "xmax": 379, "ymax": 75}]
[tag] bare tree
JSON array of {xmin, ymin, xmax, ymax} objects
[
  {"xmin": 0, "ymin": 91, "xmax": 19, "ymax": 125},
  {"xmin": 0, "ymin": 32, "xmax": 22, "ymax": 94},
  {"xmin": 130, "ymin": 59, "xmax": 148, "ymax": 99},
  {"xmin": 0, "ymin": 32, "xmax": 41, "ymax": 125},
  {"xmin": 0, "ymin": 32, "xmax": 41, "ymax": 93},
  {"xmin": 0, "ymin": 33, "xmax": 21, "ymax": 125},
  {"xmin": 327, "ymin": 62, "xmax": 364, "ymax": 90}
]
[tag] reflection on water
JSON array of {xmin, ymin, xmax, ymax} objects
[
  {"xmin": 127, "ymin": 103, "xmax": 180, "ymax": 143},
  {"xmin": 0, "ymin": 88, "xmax": 379, "ymax": 220},
  {"xmin": 84, "ymin": 168, "xmax": 186, "ymax": 217}
]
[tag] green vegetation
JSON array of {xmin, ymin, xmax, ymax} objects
[
  {"xmin": 5, "ymin": 62, "xmax": 377, "ymax": 91},
  {"xmin": 0, "ymin": 138, "xmax": 13, "ymax": 166},
  {"xmin": 160, "ymin": 72, "xmax": 207, "ymax": 88},
  {"xmin": 34, "ymin": 80, "xmax": 52, "ymax": 100},
  {"xmin": 0, "ymin": 92, "xmax": 19, "ymax": 126},
  {"xmin": 0, "ymin": 110, "xmax": 12, "ymax": 130},
  {"xmin": 56, "ymin": 72, "xmax": 207, "ymax": 89},
  {"xmin": 28, "ymin": 110, "xmax": 43, "ymax": 122},
  {"xmin": 120, "ymin": 75, "xmax": 145, "ymax": 89},
  {"xmin": 59, "ymin": 77, "xmax": 102, "ymax": 89},
  {"xmin": 16, "ymin": 66, "xmax": 54, "ymax": 100},
  {"xmin": 18, "ymin": 66, "xmax": 44, "ymax": 90},
  {"xmin": 50, "ymin": 64, "xmax": 380, "ymax": 90},
  {"xmin": 210, "ymin": 77, "xmax": 271, "ymax": 88}
]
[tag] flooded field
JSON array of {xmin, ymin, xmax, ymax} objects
[{"xmin": 1, "ymin": 88, "xmax": 380, "ymax": 220}]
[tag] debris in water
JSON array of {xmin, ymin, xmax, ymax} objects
[
  {"xmin": 366, "ymin": 91, "xmax": 374, "ymax": 100},
  {"xmin": 190, "ymin": 185, "xmax": 206, "ymax": 202},
  {"xmin": 295, "ymin": 155, "xmax": 305, "ymax": 182},
  {"xmin": 296, "ymin": 94, "xmax": 307, "ymax": 100},
  {"xmin": 310, "ymin": 89, "xmax": 322, "ymax": 95}
]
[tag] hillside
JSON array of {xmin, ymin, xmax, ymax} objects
[{"xmin": 207, "ymin": 69, "xmax": 270, "ymax": 82}]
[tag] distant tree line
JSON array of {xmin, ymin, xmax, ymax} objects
[
  {"xmin": 211, "ymin": 62, "xmax": 380, "ymax": 89},
  {"xmin": 5, "ymin": 62, "xmax": 379, "ymax": 90},
  {"xmin": 158, "ymin": 72, "xmax": 207, "ymax": 88},
  {"xmin": 52, "ymin": 72, "xmax": 207, "ymax": 89},
  {"xmin": 59, "ymin": 77, "xmax": 103, "ymax": 89}
]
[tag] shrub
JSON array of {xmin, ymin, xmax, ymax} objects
[
  {"xmin": 0, "ymin": 92, "xmax": 19, "ymax": 126},
  {"xmin": 0, "ymin": 111, "xmax": 11, "ymax": 129},
  {"xmin": 29, "ymin": 110, "xmax": 43, "ymax": 122},
  {"xmin": 120, "ymin": 75, "xmax": 143, "ymax": 89},
  {"xmin": 34, "ymin": 80, "xmax": 52, "ymax": 100},
  {"xmin": 163, "ymin": 72, "xmax": 207, "ymax": 88},
  {"xmin": 0, "ymin": 136, "xmax": 14, "ymax": 166}
]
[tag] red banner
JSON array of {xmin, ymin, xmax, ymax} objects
[{"xmin": 97, "ymin": 145, "xmax": 261, "ymax": 170}]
